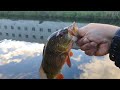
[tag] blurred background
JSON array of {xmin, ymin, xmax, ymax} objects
[
  {"xmin": 0, "ymin": 11, "xmax": 120, "ymax": 25},
  {"xmin": 0, "ymin": 11, "xmax": 120, "ymax": 79}
]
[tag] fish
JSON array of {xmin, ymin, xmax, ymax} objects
[{"xmin": 39, "ymin": 22, "xmax": 79, "ymax": 79}]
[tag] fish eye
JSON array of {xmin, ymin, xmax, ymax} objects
[
  {"xmin": 59, "ymin": 32, "xmax": 64, "ymax": 37},
  {"xmin": 63, "ymin": 29, "xmax": 68, "ymax": 33}
]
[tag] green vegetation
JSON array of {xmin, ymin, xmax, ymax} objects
[{"xmin": 0, "ymin": 11, "xmax": 120, "ymax": 25}]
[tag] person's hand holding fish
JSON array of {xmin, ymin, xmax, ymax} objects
[
  {"xmin": 76, "ymin": 23, "xmax": 119, "ymax": 56},
  {"xmin": 40, "ymin": 22, "xmax": 79, "ymax": 79}
]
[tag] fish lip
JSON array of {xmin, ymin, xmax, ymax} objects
[{"xmin": 68, "ymin": 22, "xmax": 79, "ymax": 36}]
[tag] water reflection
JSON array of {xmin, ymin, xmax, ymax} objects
[{"xmin": 0, "ymin": 39, "xmax": 120, "ymax": 79}]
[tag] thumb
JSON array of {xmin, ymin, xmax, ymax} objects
[{"xmin": 78, "ymin": 27, "xmax": 86, "ymax": 38}]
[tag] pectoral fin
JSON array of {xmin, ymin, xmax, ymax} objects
[
  {"xmin": 56, "ymin": 74, "xmax": 64, "ymax": 79},
  {"xmin": 65, "ymin": 56, "xmax": 71, "ymax": 67},
  {"xmin": 69, "ymin": 51, "xmax": 73, "ymax": 57},
  {"xmin": 65, "ymin": 51, "xmax": 73, "ymax": 67}
]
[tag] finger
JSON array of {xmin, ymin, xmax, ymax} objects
[
  {"xmin": 80, "ymin": 43, "xmax": 91, "ymax": 51},
  {"xmin": 90, "ymin": 42, "xmax": 97, "ymax": 47},
  {"xmin": 76, "ymin": 38, "xmax": 84, "ymax": 47},
  {"xmin": 80, "ymin": 42, "xmax": 97, "ymax": 51},
  {"xmin": 95, "ymin": 43, "xmax": 109, "ymax": 56},
  {"xmin": 85, "ymin": 48, "xmax": 97, "ymax": 56},
  {"xmin": 77, "ymin": 37, "xmax": 90, "ymax": 47},
  {"xmin": 78, "ymin": 24, "xmax": 90, "ymax": 37},
  {"xmin": 78, "ymin": 28, "xmax": 86, "ymax": 37}
]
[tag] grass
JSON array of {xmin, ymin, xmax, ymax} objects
[{"xmin": 0, "ymin": 11, "xmax": 120, "ymax": 25}]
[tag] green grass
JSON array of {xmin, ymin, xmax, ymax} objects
[{"xmin": 0, "ymin": 11, "xmax": 120, "ymax": 25}]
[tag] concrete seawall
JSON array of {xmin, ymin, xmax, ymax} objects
[{"xmin": 0, "ymin": 19, "xmax": 88, "ymax": 49}]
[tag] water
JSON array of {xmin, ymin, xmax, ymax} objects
[{"xmin": 0, "ymin": 19, "xmax": 120, "ymax": 79}]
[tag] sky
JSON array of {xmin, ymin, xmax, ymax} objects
[{"xmin": 0, "ymin": 39, "xmax": 120, "ymax": 79}]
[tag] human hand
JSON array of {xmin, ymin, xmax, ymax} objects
[{"xmin": 77, "ymin": 23, "xmax": 119, "ymax": 56}]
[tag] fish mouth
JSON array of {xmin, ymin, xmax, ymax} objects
[
  {"xmin": 68, "ymin": 22, "xmax": 79, "ymax": 37},
  {"xmin": 67, "ymin": 22, "xmax": 79, "ymax": 42}
]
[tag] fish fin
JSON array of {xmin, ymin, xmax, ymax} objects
[
  {"xmin": 39, "ymin": 65, "xmax": 47, "ymax": 79},
  {"xmin": 65, "ymin": 51, "xmax": 73, "ymax": 67},
  {"xmin": 69, "ymin": 51, "xmax": 73, "ymax": 57},
  {"xmin": 66, "ymin": 55, "xmax": 71, "ymax": 67},
  {"xmin": 73, "ymin": 22, "xmax": 79, "ymax": 35},
  {"xmin": 56, "ymin": 74, "xmax": 64, "ymax": 79},
  {"xmin": 73, "ymin": 22, "xmax": 78, "ymax": 31}
]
